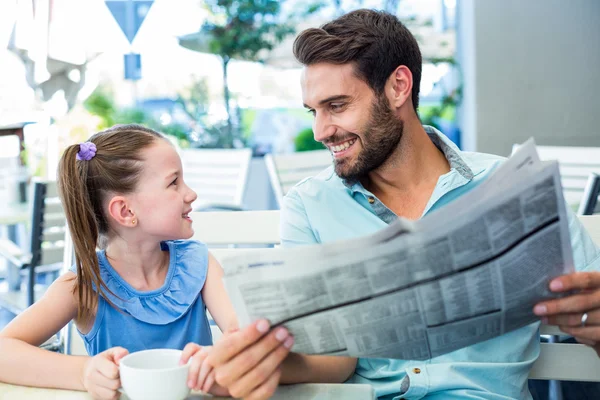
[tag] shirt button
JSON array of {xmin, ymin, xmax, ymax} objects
[
  {"xmin": 413, "ymin": 367, "xmax": 421, "ymax": 374},
  {"xmin": 368, "ymin": 197, "xmax": 375, "ymax": 204}
]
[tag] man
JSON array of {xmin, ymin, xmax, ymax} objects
[{"xmin": 207, "ymin": 9, "xmax": 600, "ymax": 399}]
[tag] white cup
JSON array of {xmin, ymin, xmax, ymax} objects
[{"xmin": 119, "ymin": 349, "xmax": 190, "ymax": 400}]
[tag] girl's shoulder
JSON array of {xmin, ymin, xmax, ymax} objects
[
  {"xmin": 163, "ymin": 239, "xmax": 209, "ymax": 269},
  {"xmin": 98, "ymin": 240, "xmax": 211, "ymax": 325}
]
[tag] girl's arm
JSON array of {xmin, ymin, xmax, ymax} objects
[
  {"xmin": 0, "ymin": 273, "xmax": 89, "ymax": 389},
  {"xmin": 202, "ymin": 252, "xmax": 239, "ymax": 334}
]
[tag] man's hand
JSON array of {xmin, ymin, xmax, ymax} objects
[
  {"xmin": 534, "ymin": 271, "xmax": 600, "ymax": 355},
  {"xmin": 206, "ymin": 319, "xmax": 294, "ymax": 400},
  {"xmin": 180, "ymin": 343, "xmax": 229, "ymax": 396}
]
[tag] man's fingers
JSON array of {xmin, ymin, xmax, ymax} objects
[
  {"xmin": 245, "ymin": 368, "xmax": 282, "ymax": 400},
  {"xmin": 207, "ymin": 320, "xmax": 272, "ymax": 367},
  {"xmin": 181, "ymin": 343, "xmax": 201, "ymax": 365},
  {"xmin": 214, "ymin": 327, "xmax": 291, "ymax": 388},
  {"xmin": 228, "ymin": 337, "xmax": 293, "ymax": 398},
  {"xmin": 549, "ymin": 272, "xmax": 600, "ymax": 293},
  {"xmin": 534, "ymin": 292, "xmax": 600, "ymax": 316},
  {"xmin": 574, "ymin": 336, "xmax": 598, "ymax": 346},
  {"xmin": 545, "ymin": 309, "xmax": 600, "ymax": 327},
  {"xmin": 560, "ymin": 326, "xmax": 600, "ymax": 342}
]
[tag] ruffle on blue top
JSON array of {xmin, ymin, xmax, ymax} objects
[{"xmin": 75, "ymin": 240, "xmax": 209, "ymax": 325}]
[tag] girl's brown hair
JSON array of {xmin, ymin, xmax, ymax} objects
[{"xmin": 58, "ymin": 124, "xmax": 166, "ymax": 322}]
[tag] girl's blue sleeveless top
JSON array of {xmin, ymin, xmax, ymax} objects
[{"xmin": 71, "ymin": 240, "xmax": 213, "ymax": 355}]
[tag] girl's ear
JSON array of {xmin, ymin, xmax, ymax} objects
[{"xmin": 107, "ymin": 195, "xmax": 136, "ymax": 227}]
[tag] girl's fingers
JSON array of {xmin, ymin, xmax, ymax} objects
[
  {"xmin": 193, "ymin": 350, "xmax": 212, "ymax": 391},
  {"xmin": 202, "ymin": 370, "xmax": 216, "ymax": 394},
  {"xmin": 180, "ymin": 343, "xmax": 201, "ymax": 365}
]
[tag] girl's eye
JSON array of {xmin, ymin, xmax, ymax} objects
[{"xmin": 170, "ymin": 178, "xmax": 178, "ymax": 186}]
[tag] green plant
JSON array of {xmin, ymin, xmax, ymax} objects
[
  {"xmin": 294, "ymin": 128, "xmax": 325, "ymax": 152},
  {"xmin": 83, "ymin": 86, "xmax": 190, "ymax": 146},
  {"xmin": 187, "ymin": 0, "xmax": 323, "ymax": 145},
  {"xmin": 83, "ymin": 87, "xmax": 116, "ymax": 128}
]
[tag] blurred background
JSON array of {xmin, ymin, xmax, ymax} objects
[{"xmin": 0, "ymin": 0, "xmax": 461, "ymax": 179}]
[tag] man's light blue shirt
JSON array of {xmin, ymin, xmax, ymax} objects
[{"xmin": 280, "ymin": 126, "xmax": 600, "ymax": 399}]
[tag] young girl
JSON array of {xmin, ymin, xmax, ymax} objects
[{"xmin": 0, "ymin": 124, "xmax": 238, "ymax": 398}]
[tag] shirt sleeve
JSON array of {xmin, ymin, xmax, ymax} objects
[
  {"xmin": 280, "ymin": 188, "xmax": 318, "ymax": 247},
  {"xmin": 566, "ymin": 207, "xmax": 600, "ymax": 272}
]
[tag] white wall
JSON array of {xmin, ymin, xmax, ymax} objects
[{"xmin": 457, "ymin": 0, "xmax": 600, "ymax": 156}]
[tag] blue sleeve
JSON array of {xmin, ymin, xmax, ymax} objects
[
  {"xmin": 280, "ymin": 188, "xmax": 319, "ymax": 247},
  {"xmin": 566, "ymin": 208, "xmax": 600, "ymax": 272}
]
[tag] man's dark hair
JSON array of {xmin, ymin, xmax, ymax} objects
[{"xmin": 293, "ymin": 9, "xmax": 422, "ymax": 112}]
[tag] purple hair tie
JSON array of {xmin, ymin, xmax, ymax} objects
[{"xmin": 76, "ymin": 142, "xmax": 97, "ymax": 161}]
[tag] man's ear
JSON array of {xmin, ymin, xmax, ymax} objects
[
  {"xmin": 107, "ymin": 195, "xmax": 136, "ymax": 227},
  {"xmin": 386, "ymin": 65, "xmax": 413, "ymax": 110}
]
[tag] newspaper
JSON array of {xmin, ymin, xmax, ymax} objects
[{"xmin": 221, "ymin": 139, "xmax": 574, "ymax": 360}]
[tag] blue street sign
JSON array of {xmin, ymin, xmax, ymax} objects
[
  {"xmin": 105, "ymin": 0, "xmax": 154, "ymax": 44},
  {"xmin": 124, "ymin": 53, "xmax": 142, "ymax": 80}
]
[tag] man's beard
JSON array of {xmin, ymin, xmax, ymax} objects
[{"xmin": 334, "ymin": 95, "xmax": 404, "ymax": 182}]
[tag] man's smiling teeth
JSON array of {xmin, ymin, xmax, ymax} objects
[{"xmin": 331, "ymin": 139, "xmax": 356, "ymax": 153}]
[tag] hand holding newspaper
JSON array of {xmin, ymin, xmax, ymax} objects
[{"xmin": 222, "ymin": 140, "xmax": 574, "ymax": 360}]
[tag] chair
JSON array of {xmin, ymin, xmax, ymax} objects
[
  {"xmin": 180, "ymin": 148, "xmax": 252, "ymax": 211},
  {"xmin": 578, "ymin": 173, "xmax": 600, "ymax": 215},
  {"xmin": 265, "ymin": 150, "xmax": 332, "ymax": 207},
  {"xmin": 535, "ymin": 145, "xmax": 600, "ymax": 208},
  {"xmin": 0, "ymin": 180, "xmax": 66, "ymax": 313}
]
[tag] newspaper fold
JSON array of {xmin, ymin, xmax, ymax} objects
[{"xmin": 222, "ymin": 139, "xmax": 574, "ymax": 360}]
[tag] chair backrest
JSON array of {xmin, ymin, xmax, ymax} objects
[
  {"xmin": 180, "ymin": 148, "xmax": 252, "ymax": 210},
  {"xmin": 265, "ymin": 150, "xmax": 332, "ymax": 206},
  {"xmin": 29, "ymin": 180, "xmax": 67, "ymax": 267},
  {"xmin": 190, "ymin": 210, "xmax": 280, "ymax": 262},
  {"xmin": 579, "ymin": 173, "xmax": 600, "ymax": 215},
  {"xmin": 535, "ymin": 145, "xmax": 600, "ymax": 207}
]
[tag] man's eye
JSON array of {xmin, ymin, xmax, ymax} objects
[
  {"xmin": 306, "ymin": 108, "xmax": 316, "ymax": 116},
  {"xmin": 330, "ymin": 103, "xmax": 344, "ymax": 111}
]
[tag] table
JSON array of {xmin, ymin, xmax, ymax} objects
[{"xmin": 0, "ymin": 382, "xmax": 375, "ymax": 399}]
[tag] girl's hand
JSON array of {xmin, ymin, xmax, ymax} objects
[
  {"xmin": 81, "ymin": 347, "xmax": 128, "ymax": 400},
  {"xmin": 181, "ymin": 343, "xmax": 229, "ymax": 396}
]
